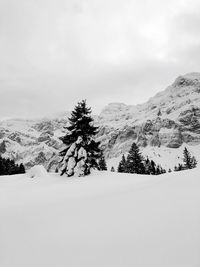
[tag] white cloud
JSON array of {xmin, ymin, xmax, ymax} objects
[{"xmin": 0, "ymin": 0, "xmax": 200, "ymax": 118}]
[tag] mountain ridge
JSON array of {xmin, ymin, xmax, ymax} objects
[{"xmin": 0, "ymin": 72, "xmax": 200, "ymax": 170}]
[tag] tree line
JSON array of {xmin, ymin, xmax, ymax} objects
[
  {"xmin": 98, "ymin": 143, "xmax": 166, "ymax": 174},
  {"xmin": 117, "ymin": 143, "xmax": 166, "ymax": 175},
  {"xmin": 174, "ymin": 147, "xmax": 197, "ymax": 171},
  {"xmin": 0, "ymin": 156, "xmax": 25, "ymax": 176},
  {"xmin": 99, "ymin": 143, "xmax": 198, "ymax": 175}
]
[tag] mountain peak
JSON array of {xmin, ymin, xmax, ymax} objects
[
  {"xmin": 106, "ymin": 102, "xmax": 127, "ymax": 108},
  {"xmin": 173, "ymin": 72, "xmax": 200, "ymax": 87},
  {"xmin": 100, "ymin": 103, "xmax": 128, "ymax": 116},
  {"xmin": 183, "ymin": 72, "xmax": 200, "ymax": 80}
]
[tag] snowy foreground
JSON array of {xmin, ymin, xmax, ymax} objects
[{"xmin": 0, "ymin": 168, "xmax": 200, "ymax": 267}]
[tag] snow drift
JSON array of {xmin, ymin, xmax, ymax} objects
[{"xmin": 27, "ymin": 165, "xmax": 48, "ymax": 178}]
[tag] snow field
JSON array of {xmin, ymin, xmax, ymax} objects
[{"xmin": 0, "ymin": 168, "xmax": 200, "ymax": 267}]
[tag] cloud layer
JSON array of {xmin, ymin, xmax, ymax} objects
[{"xmin": 0, "ymin": 0, "xmax": 200, "ymax": 118}]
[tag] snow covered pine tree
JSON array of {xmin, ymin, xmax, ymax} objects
[{"xmin": 59, "ymin": 100, "xmax": 101, "ymax": 176}]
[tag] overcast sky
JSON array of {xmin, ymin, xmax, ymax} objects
[{"xmin": 0, "ymin": 0, "xmax": 200, "ymax": 118}]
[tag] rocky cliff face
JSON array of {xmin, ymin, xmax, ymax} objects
[
  {"xmin": 0, "ymin": 72, "xmax": 200, "ymax": 170},
  {"xmin": 96, "ymin": 73, "xmax": 200, "ymax": 159},
  {"xmin": 0, "ymin": 117, "xmax": 67, "ymax": 170}
]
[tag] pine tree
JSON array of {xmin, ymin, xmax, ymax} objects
[
  {"xmin": 111, "ymin": 166, "xmax": 115, "ymax": 172},
  {"xmin": 144, "ymin": 158, "xmax": 158, "ymax": 175},
  {"xmin": 8, "ymin": 159, "xmax": 16, "ymax": 175},
  {"xmin": 144, "ymin": 157, "xmax": 151, "ymax": 174},
  {"xmin": 60, "ymin": 100, "xmax": 101, "ymax": 172},
  {"xmin": 191, "ymin": 156, "xmax": 197, "ymax": 168},
  {"xmin": 183, "ymin": 147, "xmax": 196, "ymax": 169},
  {"xmin": 174, "ymin": 165, "xmax": 178, "ymax": 171},
  {"xmin": 126, "ymin": 143, "xmax": 145, "ymax": 174},
  {"xmin": 150, "ymin": 160, "xmax": 156, "ymax": 175},
  {"xmin": 19, "ymin": 163, "xmax": 26, "ymax": 174},
  {"xmin": 117, "ymin": 154, "xmax": 126, "ymax": 173},
  {"xmin": 117, "ymin": 161, "xmax": 123, "ymax": 173},
  {"xmin": 98, "ymin": 155, "xmax": 107, "ymax": 170},
  {"xmin": 178, "ymin": 163, "xmax": 184, "ymax": 171},
  {"xmin": 156, "ymin": 165, "xmax": 161, "ymax": 175}
]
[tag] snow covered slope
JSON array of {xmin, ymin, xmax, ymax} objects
[{"xmin": 0, "ymin": 169, "xmax": 199, "ymax": 267}]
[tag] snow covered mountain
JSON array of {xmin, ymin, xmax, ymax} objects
[
  {"xmin": 97, "ymin": 72, "xmax": 200, "ymax": 161},
  {"xmin": 0, "ymin": 72, "xmax": 200, "ymax": 170}
]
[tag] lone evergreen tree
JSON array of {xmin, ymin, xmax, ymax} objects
[
  {"xmin": 126, "ymin": 143, "xmax": 145, "ymax": 174},
  {"xmin": 98, "ymin": 155, "xmax": 107, "ymax": 170},
  {"xmin": 117, "ymin": 154, "xmax": 126, "ymax": 173},
  {"xmin": 60, "ymin": 100, "xmax": 101, "ymax": 173}
]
